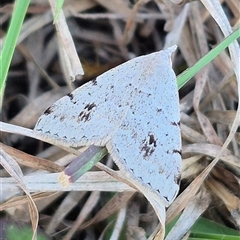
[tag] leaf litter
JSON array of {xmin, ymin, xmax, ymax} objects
[{"xmin": 0, "ymin": 0, "xmax": 239, "ymax": 239}]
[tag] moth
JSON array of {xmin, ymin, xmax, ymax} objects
[{"xmin": 34, "ymin": 46, "xmax": 181, "ymax": 235}]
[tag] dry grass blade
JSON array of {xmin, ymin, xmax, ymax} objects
[
  {"xmin": 200, "ymin": 0, "xmax": 240, "ymax": 149},
  {"xmin": 166, "ymin": 190, "xmax": 211, "ymax": 240},
  {"xmin": 205, "ymin": 110, "xmax": 237, "ymax": 125},
  {"xmin": 63, "ymin": 191, "xmax": 101, "ymax": 240},
  {"xmin": 0, "ymin": 150, "xmax": 39, "ymax": 240},
  {"xmin": 96, "ymin": 0, "xmax": 131, "ymax": 16},
  {"xmin": 183, "ymin": 143, "xmax": 239, "ymax": 168},
  {"xmin": 193, "ymin": 70, "xmax": 223, "ymax": 146},
  {"xmin": 199, "ymin": 71, "xmax": 236, "ymax": 110},
  {"xmin": 9, "ymin": 87, "xmax": 70, "ymax": 128},
  {"xmin": 109, "ymin": 205, "xmax": 127, "ymax": 240},
  {"xmin": 206, "ymin": 177, "xmax": 240, "ymax": 213},
  {"xmin": 45, "ymin": 191, "xmax": 88, "ymax": 235},
  {"xmin": 1, "ymin": 121, "xmax": 80, "ymax": 155},
  {"xmin": 0, "ymin": 192, "xmax": 58, "ymax": 210},
  {"xmin": 48, "ymin": 0, "xmax": 84, "ymax": 82},
  {"xmin": 1, "ymin": 171, "xmax": 135, "ymax": 193},
  {"xmin": 79, "ymin": 192, "xmax": 134, "ymax": 230},
  {"xmin": 122, "ymin": 0, "xmax": 151, "ymax": 44},
  {"xmin": 1, "ymin": 143, "xmax": 63, "ymax": 172},
  {"xmin": 181, "ymin": 123, "xmax": 207, "ymax": 143},
  {"xmin": 165, "ymin": 4, "xmax": 190, "ymax": 48},
  {"xmin": 1, "ymin": 0, "xmax": 239, "ymax": 239}
]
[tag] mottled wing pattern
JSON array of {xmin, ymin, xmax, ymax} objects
[
  {"xmin": 34, "ymin": 54, "xmax": 154, "ymax": 147},
  {"xmin": 34, "ymin": 46, "xmax": 181, "ymax": 206},
  {"xmin": 106, "ymin": 49, "xmax": 181, "ymax": 206}
]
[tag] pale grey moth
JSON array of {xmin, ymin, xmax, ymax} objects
[{"xmin": 34, "ymin": 46, "xmax": 181, "ymax": 209}]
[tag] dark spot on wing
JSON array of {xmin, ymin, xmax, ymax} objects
[
  {"xmin": 44, "ymin": 106, "xmax": 54, "ymax": 115},
  {"xmin": 78, "ymin": 102, "xmax": 96, "ymax": 122},
  {"xmin": 174, "ymin": 174, "xmax": 181, "ymax": 185},
  {"xmin": 173, "ymin": 149, "xmax": 182, "ymax": 155},
  {"xmin": 67, "ymin": 93, "xmax": 77, "ymax": 104},
  {"xmin": 157, "ymin": 108, "xmax": 162, "ymax": 113},
  {"xmin": 67, "ymin": 93, "xmax": 74, "ymax": 100},
  {"xmin": 149, "ymin": 134, "xmax": 157, "ymax": 146},
  {"xmin": 130, "ymin": 105, "xmax": 135, "ymax": 115},
  {"xmin": 141, "ymin": 133, "xmax": 157, "ymax": 158},
  {"xmin": 84, "ymin": 103, "xmax": 96, "ymax": 111},
  {"xmin": 60, "ymin": 116, "xmax": 65, "ymax": 122},
  {"xmin": 78, "ymin": 112, "xmax": 90, "ymax": 122},
  {"xmin": 91, "ymin": 78, "xmax": 97, "ymax": 85},
  {"xmin": 163, "ymin": 196, "xmax": 169, "ymax": 202},
  {"xmin": 171, "ymin": 121, "xmax": 180, "ymax": 127}
]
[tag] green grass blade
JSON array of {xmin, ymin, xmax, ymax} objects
[
  {"xmin": 177, "ymin": 26, "xmax": 240, "ymax": 89},
  {"xmin": 0, "ymin": 0, "xmax": 30, "ymax": 99},
  {"xmin": 190, "ymin": 233, "xmax": 240, "ymax": 240},
  {"xmin": 53, "ymin": 0, "xmax": 65, "ymax": 23},
  {"xmin": 166, "ymin": 216, "xmax": 240, "ymax": 239},
  {"xmin": 190, "ymin": 217, "xmax": 240, "ymax": 236},
  {"xmin": 64, "ymin": 146, "xmax": 108, "ymax": 183},
  {"xmin": 6, "ymin": 223, "xmax": 50, "ymax": 240}
]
